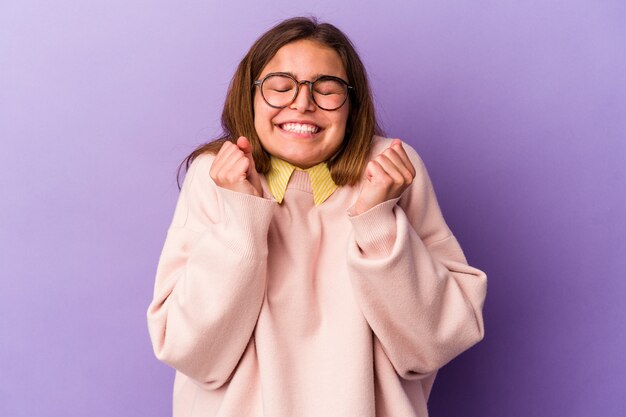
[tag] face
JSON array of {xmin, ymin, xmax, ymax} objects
[{"xmin": 253, "ymin": 39, "xmax": 350, "ymax": 169}]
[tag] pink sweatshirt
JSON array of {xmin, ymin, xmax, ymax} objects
[{"xmin": 146, "ymin": 135, "xmax": 487, "ymax": 417}]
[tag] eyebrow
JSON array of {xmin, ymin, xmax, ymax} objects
[{"xmin": 280, "ymin": 71, "xmax": 343, "ymax": 81}]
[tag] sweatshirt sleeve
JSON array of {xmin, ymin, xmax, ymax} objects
[
  {"xmin": 346, "ymin": 144, "xmax": 487, "ymax": 380},
  {"xmin": 146, "ymin": 153, "xmax": 277, "ymax": 390}
]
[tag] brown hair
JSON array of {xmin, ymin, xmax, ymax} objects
[{"xmin": 176, "ymin": 15, "xmax": 384, "ymax": 190}]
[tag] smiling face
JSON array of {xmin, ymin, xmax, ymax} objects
[{"xmin": 253, "ymin": 39, "xmax": 350, "ymax": 169}]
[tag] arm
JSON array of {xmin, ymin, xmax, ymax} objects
[
  {"xmin": 146, "ymin": 153, "xmax": 276, "ymax": 390},
  {"xmin": 346, "ymin": 146, "xmax": 487, "ymax": 380}
]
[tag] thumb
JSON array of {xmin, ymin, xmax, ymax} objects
[
  {"xmin": 389, "ymin": 138, "xmax": 402, "ymax": 149},
  {"xmin": 236, "ymin": 135, "xmax": 253, "ymax": 156},
  {"xmin": 236, "ymin": 136, "xmax": 263, "ymax": 194},
  {"xmin": 236, "ymin": 136, "xmax": 257, "ymax": 168}
]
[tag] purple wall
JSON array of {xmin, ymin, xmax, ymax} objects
[{"xmin": 1, "ymin": 1, "xmax": 624, "ymax": 416}]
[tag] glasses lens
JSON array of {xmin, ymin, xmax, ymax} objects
[
  {"xmin": 313, "ymin": 78, "xmax": 348, "ymax": 110},
  {"xmin": 262, "ymin": 75, "xmax": 297, "ymax": 107}
]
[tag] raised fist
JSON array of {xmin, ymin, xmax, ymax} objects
[
  {"xmin": 352, "ymin": 139, "xmax": 416, "ymax": 215},
  {"xmin": 209, "ymin": 136, "xmax": 263, "ymax": 197}
]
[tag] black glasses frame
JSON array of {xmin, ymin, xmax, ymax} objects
[{"xmin": 253, "ymin": 72, "xmax": 354, "ymax": 111}]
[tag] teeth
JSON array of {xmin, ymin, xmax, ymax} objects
[{"xmin": 280, "ymin": 122, "xmax": 320, "ymax": 133}]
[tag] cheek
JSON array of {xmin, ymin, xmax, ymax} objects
[
  {"xmin": 333, "ymin": 108, "xmax": 350, "ymax": 130},
  {"xmin": 254, "ymin": 100, "xmax": 279, "ymax": 128}
]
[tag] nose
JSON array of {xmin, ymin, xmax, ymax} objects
[{"xmin": 289, "ymin": 81, "xmax": 316, "ymax": 112}]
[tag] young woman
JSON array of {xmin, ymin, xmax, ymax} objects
[{"xmin": 147, "ymin": 16, "xmax": 487, "ymax": 417}]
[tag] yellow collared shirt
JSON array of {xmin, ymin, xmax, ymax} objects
[{"xmin": 267, "ymin": 156, "xmax": 339, "ymax": 206}]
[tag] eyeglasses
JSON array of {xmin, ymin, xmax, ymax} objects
[{"xmin": 253, "ymin": 72, "xmax": 354, "ymax": 111}]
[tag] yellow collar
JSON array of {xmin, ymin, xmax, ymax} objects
[{"xmin": 267, "ymin": 156, "xmax": 338, "ymax": 206}]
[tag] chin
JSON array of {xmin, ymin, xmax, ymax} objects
[
  {"xmin": 280, "ymin": 154, "xmax": 319, "ymax": 168},
  {"xmin": 259, "ymin": 128, "xmax": 343, "ymax": 167},
  {"xmin": 268, "ymin": 144, "xmax": 320, "ymax": 166}
]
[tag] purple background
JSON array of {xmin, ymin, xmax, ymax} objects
[{"xmin": 1, "ymin": 1, "xmax": 624, "ymax": 416}]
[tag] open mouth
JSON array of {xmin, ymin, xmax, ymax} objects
[{"xmin": 277, "ymin": 122, "xmax": 323, "ymax": 135}]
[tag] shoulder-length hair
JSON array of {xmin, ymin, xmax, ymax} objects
[{"xmin": 176, "ymin": 15, "xmax": 384, "ymax": 190}]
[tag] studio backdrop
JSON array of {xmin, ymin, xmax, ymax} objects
[{"xmin": 1, "ymin": 1, "xmax": 624, "ymax": 416}]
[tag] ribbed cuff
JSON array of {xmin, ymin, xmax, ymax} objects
[
  {"xmin": 347, "ymin": 197, "xmax": 401, "ymax": 257},
  {"xmin": 215, "ymin": 186, "xmax": 277, "ymax": 259}
]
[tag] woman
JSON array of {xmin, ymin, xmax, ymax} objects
[{"xmin": 147, "ymin": 15, "xmax": 487, "ymax": 417}]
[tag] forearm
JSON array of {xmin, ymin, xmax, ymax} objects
[
  {"xmin": 147, "ymin": 185, "xmax": 276, "ymax": 389},
  {"xmin": 347, "ymin": 200, "xmax": 487, "ymax": 379}
]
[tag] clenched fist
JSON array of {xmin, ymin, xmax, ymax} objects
[
  {"xmin": 352, "ymin": 139, "xmax": 416, "ymax": 215},
  {"xmin": 209, "ymin": 136, "xmax": 263, "ymax": 197}
]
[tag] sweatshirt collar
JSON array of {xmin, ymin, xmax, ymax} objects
[{"xmin": 267, "ymin": 155, "xmax": 338, "ymax": 206}]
